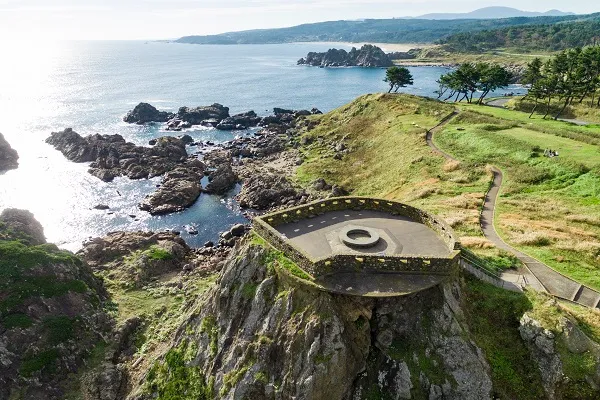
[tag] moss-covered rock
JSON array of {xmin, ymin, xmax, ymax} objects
[{"xmin": 0, "ymin": 210, "xmax": 112, "ymax": 400}]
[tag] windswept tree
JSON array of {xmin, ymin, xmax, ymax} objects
[
  {"xmin": 437, "ymin": 63, "xmax": 510, "ymax": 104},
  {"xmin": 522, "ymin": 58, "xmax": 544, "ymax": 117},
  {"xmin": 476, "ymin": 63, "xmax": 512, "ymax": 104},
  {"xmin": 384, "ymin": 66, "xmax": 414, "ymax": 93}
]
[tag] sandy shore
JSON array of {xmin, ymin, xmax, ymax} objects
[{"xmin": 293, "ymin": 41, "xmax": 431, "ymax": 52}]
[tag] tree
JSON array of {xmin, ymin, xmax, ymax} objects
[
  {"xmin": 476, "ymin": 64, "xmax": 512, "ymax": 104},
  {"xmin": 437, "ymin": 63, "xmax": 509, "ymax": 104},
  {"xmin": 384, "ymin": 66, "xmax": 414, "ymax": 93},
  {"xmin": 522, "ymin": 58, "xmax": 544, "ymax": 117}
]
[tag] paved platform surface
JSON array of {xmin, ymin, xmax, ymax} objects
[
  {"xmin": 316, "ymin": 272, "xmax": 448, "ymax": 297},
  {"xmin": 275, "ymin": 209, "xmax": 452, "ymax": 260}
]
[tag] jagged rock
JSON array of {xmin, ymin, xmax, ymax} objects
[
  {"xmin": 298, "ymin": 45, "xmax": 394, "ymax": 68},
  {"xmin": 123, "ymin": 102, "xmax": 173, "ymax": 124},
  {"xmin": 94, "ymin": 204, "xmax": 110, "ymax": 210},
  {"xmin": 0, "ymin": 132, "xmax": 18, "ymax": 171},
  {"xmin": 79, "ymin": 230, "xmax": 191, "ymax": 287},
  {"xmin": 0, "ymin": 208, "xmax": 46, "ymax": 245},
  {"xmin": 311, "ymin": 178, "xmax": 332, "ymax": 191},
  {"xmin": 139, "ymin": 242, "xmax": 493, "ymax": 400},
  {"xmin": 204, "ymin": 163, "xmax": 237, "ymax": 195},
  {"xmin": 237, "ymin": 173, "xmax": 298, "ymax": 210},
  {"xmin": 174, "ymin": 104, "xmax": 230, "ymax": 125},
  {"xmin": 46, "ymin": 129, "xmax": 188, "ymax": 182},
  {"xmin": 229, "ymin": 223, "xmax": 246, "ymax": 237},
  {"xmin": 216, "ymin": 111, "xmax": 262, "ymax": 131},
  {"xmin": 519, "ymin": 314, "xmax": 564, "ymax": 399},
  {"xmin": 139, "ymin": 159, "xmax": 205, "ymax": 215}
]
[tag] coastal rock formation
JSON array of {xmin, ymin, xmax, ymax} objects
[
  {"xmin": 237, "ymin": 172, "xmax": 299, "ymax": 210},
  {"xmin": 79, "ymin": 230, "xmax": 192, "ymax": 287},
  {"xmin": 216, "ymin": 110, "xmax": 262, "ymax": 130},
  {"xmin": 139, "ymin": 242, "xmax": 494, "ymax": 400},
  {"xmin": 139, "ymin": 159, "xmax": 206, "ymax": 215},
  {"xmin": 0, "ymin": 208, "xmax": 45, "ymax": 245},
  {"xmin": 0, "ymin": 132, "xmax": 19, "ymax": 171},
  {"xmin": 0, "ymin": 210, "xmax": 112, "ymax": 400},
  {"xmin": 205, "ymin": 162, "xmax": 238, "ymax": 195},
  {"xmin": 298, "ymin": 44, "xmax": 394, "ymax": 68},
  {"xmin": 123, "ymin": 103, "xmax": 174, "ymax": 124},
  {"xmin": 46, "ymin": 128, "xmax": 188, "ymax": 182}
]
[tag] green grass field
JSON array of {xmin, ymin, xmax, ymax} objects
[{"xmin": 436, "ymin": 107, "xmax": 600, "ymax": 289}]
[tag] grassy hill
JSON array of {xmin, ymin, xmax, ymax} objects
[
  {"xmin": 439, "ymin": 14, "xmax": 600, "ymax": 52},
  {"xmin": 295, "ymin": 93, "xmax": 600, "ymax": 289},
  {"xmin": 176, "ymin": 14, "xmax": 591, "ymax": 45}
]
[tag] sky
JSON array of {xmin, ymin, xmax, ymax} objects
[{"xmin": 0, "ymin": 0, "xmax": 597, "ymax": 41}]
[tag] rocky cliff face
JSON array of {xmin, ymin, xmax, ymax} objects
[
  {"xmin": 298, "ymin": 45, "xmax": 394, "ymax": 68},
  {"xmin": 0, "ymin": 132, "xmax": 19, "ymax": 172},
  {"xmin": 0, "ymin": 209, "xmax": 112, "ymax": 400},
  {"xmin": 137, "ymin": 241, "xmax": 494, "ymax": 400}
]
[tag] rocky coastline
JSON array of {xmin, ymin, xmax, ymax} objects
[
  {"xmin": 0, "ymin": 132, "xmax": 19, "ymax": 172},
  {"xmin": 298, "ymin": 44, "xmax": 394, "ymax": 68},
  {"xmin": 45, "ymin": 103, "xmax": 327, "ymax": 218}
]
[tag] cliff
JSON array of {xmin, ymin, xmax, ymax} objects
[
  {"xmin": 298, "ymin": 45, "xmax": 394, "ymax": 68},
  {"xmin": 0, "ymin": 132, "xmax": 18, "ymax": 172},
  {"xmin": 136, "ymin": 240, "xmax": 490, "ymax": 399}
]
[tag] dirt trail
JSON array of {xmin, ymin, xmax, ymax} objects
[{"xmin": 426, "ymin": 111, "xmax": 600, "ymax": 308}]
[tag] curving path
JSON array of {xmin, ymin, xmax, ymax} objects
[{"xmin": 426, "ymin": 111, "xmax": 600, "ymax": 308}]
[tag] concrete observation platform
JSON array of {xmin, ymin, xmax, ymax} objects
[{"xmin": 253, "ymin": 197, "xmax": 460, "ymax": 297}]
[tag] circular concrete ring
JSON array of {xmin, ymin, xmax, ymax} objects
[{"xmin": 339, "ymin": 226, "xmax": 380, "ymax": 248}]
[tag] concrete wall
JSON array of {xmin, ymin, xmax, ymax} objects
[{"xmin": 253, "ymin": 196, "xmax": 460, "ymax": 278}]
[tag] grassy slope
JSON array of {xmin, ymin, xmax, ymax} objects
[
  {"xmin": 394, "ymin": 46, "xmax": 552, "ymax": 68},
  {"xmin": 507, "ymin": 96, "xmax": 600, "ymax": 125},
  {"xmin": 297, "ymin": 93, "xmax": 514, "ymax": 263},
  {"xmin": 295, "ymin": 93, "xmax": 600, "ymax": 397},
  {"xmin": 435, "ymin": 105, "xmax": 600, "ymax": 289}
]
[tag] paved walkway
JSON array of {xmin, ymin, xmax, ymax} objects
[{"xmin": 426, "ymin": 111, "xmax": 600, "ymax": 308}]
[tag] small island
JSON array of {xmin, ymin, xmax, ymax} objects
[{"xmin": 297, "ymin": 44, "xmax": 394, "ymax": 68}]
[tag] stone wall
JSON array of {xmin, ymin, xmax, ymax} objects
[{"xmin": 253, "ymin": 196, "xmax": 460, "ymax": 279}]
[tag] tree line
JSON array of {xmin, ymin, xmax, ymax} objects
[
  {"xmin": 522, "ymin": 46, "xmax": 600, "ymax": 119},
  {"xmin": 435, "ymin": 63, "xmax": 512, "ymax": 104},
  {"xmin": 438, "ymin": 16, "xmax": 600, "ymax": 52},
  {"xmin": 384, "ymin": 63, "xmax": 512, "ymax": 104}
]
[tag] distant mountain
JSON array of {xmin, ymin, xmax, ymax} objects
[
  {"xmin": 414, "ymin": 6, "xmax": 574, "ymax": 20},
  {"xmin": 176, "ymin": 13, "xmax": 588, "ymax": 45}
]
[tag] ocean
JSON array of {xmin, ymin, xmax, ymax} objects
[{"xmin": 0, "ymin": 41, "xmax": 524, "ymax": 250}]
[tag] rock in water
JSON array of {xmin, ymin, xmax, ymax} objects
[
  {"xmin": 139, "ymin": 159, "xmax": 206, "ymax": 215},
  {"xmin": 204, "ymin": 163, "xmax": 238, "ymax": 195},
  {"xmin": 0, "ymin": 132, "xmax": 19, "ymax": 171},
  {"xmin": 46, "ymin": 128, "xmax": 188, "ymax": 182},
  {"xmin": 297, "ymin": 44, "xmax": 394, "ymax": 68},
  {"xmin": 123, "ymin": 102, "xmax": 174, "ymax": 124}
]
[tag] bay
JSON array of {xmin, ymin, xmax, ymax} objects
[{"xmin": 0, "ymin": 41, "xmax": 524, "ymax": 250}]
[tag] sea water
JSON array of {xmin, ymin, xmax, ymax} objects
[{"xmin": 0, "ymin": 41, "xmax": 524, "ymax": 250}]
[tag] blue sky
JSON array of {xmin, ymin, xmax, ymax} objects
[{"xmin": 0, "ymin": 0, "xmax": 597, "ymax": 40}]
